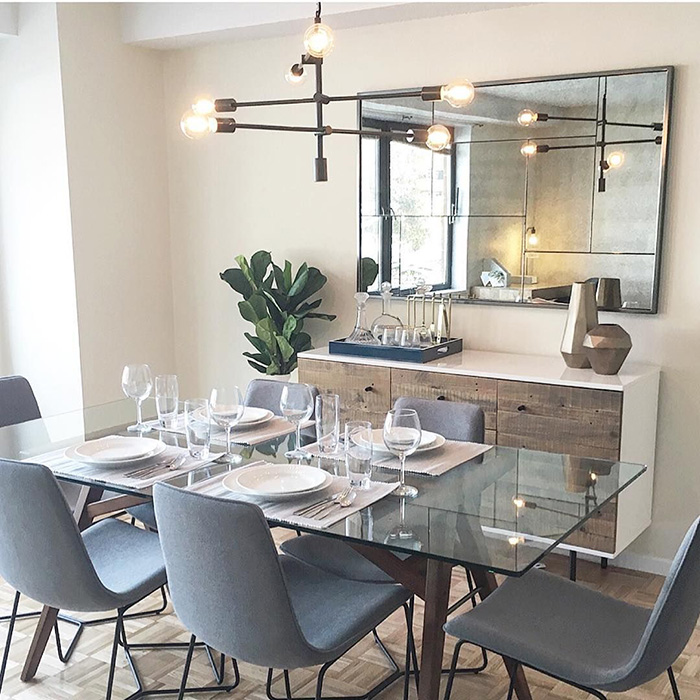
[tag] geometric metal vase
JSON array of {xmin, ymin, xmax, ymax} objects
[
  {"xmin": 582, "ymin": 323, "xmax": 632, "ymax": 375},
  {"xmin": 561, "ymin": 281, "xmax": 599, "ymax": 369}
]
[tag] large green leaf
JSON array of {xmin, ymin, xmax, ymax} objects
[
  {"xmin": 250, "ymin": 250, "xmax": 272, "ymax": 285},
  {"xmin": 243, "ymin": 351, "xmax": 269, "ymax": 365},
  {"xmin": 220, "ymin": 268, "xmax": 253, "ymax": 299},
  {"xmin": 234, "ymin": 255, "xmax": 255, "ymax": 287},
  {"xmin": 238, "ymin": 292, "xmax": 268, "ymax": 324},
  {"xmin": 360, "ymin": 257, "xmax": 379, "ymax": 292},
  {"xmin": 306, "ymin": 312, "xmax": 337, "ymax": 321},
  {"xmin": 291, "ymin": 331, "xmax": 312, "ymax": 352},
  {"xmin": 283, "ymin": 260, "xmax": 293, "ymax": 290},
  {"xmin": 289, "ymin": 267, "xmax": 328, "ymax": 307},
  {"xmin": 282, "ymin": 315, "xmax": 297, "ymax": 339},
  {"xmin": 272, "ymin": 264, "xmax": 285, "ymax": 291},
  {"xmin": 246, "ymin": 358, "xmax": 268, "ymax": 374},
  {"xmin": 276, "ymin": 335, "xmax": 295, "ymax": 363},
  {"xmin": 288, "ymin": 263, "xmax": 309, "ymax": 297},
  {"xmin": 255, "ymin": 318, "xmax": 278, "ymax": 350},
  {"xmin": 262, "ymin": 293, "xmax": 285, "ymax": 330},
  {"xmin": 244, "ymin": 332, "xmax": 270, "ymax": 356}
]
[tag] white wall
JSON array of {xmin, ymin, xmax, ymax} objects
[
  {"xmin": 0, "ymin": 2, "xmax": 83, "ymax": 415},
  {"xmin": 57, "ymin": 2, "xmax": 175, "ymax": 406},
  {"xmin": 163, "ymin": 2, "xmax": 700, "ymax": 566}
]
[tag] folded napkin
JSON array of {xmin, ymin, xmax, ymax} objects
[
  {"xmin": 26, "ymin": 440, "xmax": 218, "ymax": 489},
  {"xmin": 303, "ymin": 439, "xmax": 492, "ymax": 477},
  {"xmin": 143, "ymin": 415, "xmax": 312, "ymax": 447},
  {"xmin": 185, "ymin": 463, "xmax": 398, "ymax": 529}
]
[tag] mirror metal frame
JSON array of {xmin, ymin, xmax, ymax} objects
[{"xmin": 357, "ymin": 66, "xmax": 674, "ymax": 314}]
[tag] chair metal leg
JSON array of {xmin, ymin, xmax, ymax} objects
[
  {"xmin": 0, "ymin": 590, "xmax": 20, "ymax": 694},
  {"xmin": 315, "ymin": 660, "xmax": 335, "ymax": 700},
  {"xmin": 569, "ymin": 551, "xmax": 577, "ymax": 581},
  {"xmin": 505, "ymin": 660, "xmax": 518, "ymax": 700},
  {"xmin": 105, "ymin": 610, "xmax": 123, "ymax": 700},
  {"xmin": 284, "ymin": 669, "xmax": 293, "ymax": 700},
  {"xmin": 177, "ymin": 635, "xmax": 197, "ymax": 700},
  {"xmin": 442, "ymin": 640, "xmax": 465, "ymax": 700},
  {"xmin": 669, "ymin": 667, "xmax": 682, "ymax": 700}
]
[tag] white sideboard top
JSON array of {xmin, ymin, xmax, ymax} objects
[{"xmin": 299, "ymin": 347, "xmax": 659, "ymax": 392}]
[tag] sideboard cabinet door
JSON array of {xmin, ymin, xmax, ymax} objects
[{"xmin": 298, "ymin": 359, "xmax": 391, "ymax": 426}]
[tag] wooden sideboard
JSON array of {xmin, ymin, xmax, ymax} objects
[{"xmin": 298, "ymin": 347, "xmax": 660, "ymax": 560}]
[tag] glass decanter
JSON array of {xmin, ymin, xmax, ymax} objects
[
  {"xmin": 346, "ymin": 292, "xmax": 380, "ymax": 344},
  {"xmin": 371, "ymin": 282, "xmax": 403, "ymax": 343}
]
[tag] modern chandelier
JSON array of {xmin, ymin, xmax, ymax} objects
[{"xmin": 179, "ymin": 3, "xmax": 476, "ymax": 181}]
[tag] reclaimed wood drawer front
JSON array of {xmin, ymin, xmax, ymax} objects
[
  {"xmin": 496, "ymin": 432, "xmax": 620, "ymax": 461},
  {"xmin": 497, "ymin": 380, "xmax": 622, "ymax": 452},
  {"xmin": 390, "ymin": 368, "xmax": 497, "ymax": 431},
  {"xmin": 563, "ymin": 500, "xmax": 617, "ymax": 554},
  {"xmin": 297, "ymin": 359, "xmax": 391, "ymax": 425}
]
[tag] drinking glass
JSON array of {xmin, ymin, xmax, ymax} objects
[
  {"xmin": 155, "ymin": 374, "xmax": 179, "ymax": 429},
  {"xmin": 185, "ymin": 399, "xmax": 210, "ymax": 459},
  {"xmin": 280, "ymin": 383, "xmax": 314, "ymax": 460},
  {"xmin": 209, "ymin": 385, "xmax": 244, "ymax": 464},
  {"xmin": 345, "ymin": 421, "xmax": 373, "ymax": 489},
  {"xmin": 383, "ymin": 408, "xmax": 421, "ymax": 498},
  {"xmin": 315, "ymin": 393, "xmax": 340, "ymax": 457},
  {"xmin": 121, "ymin": 364, "xmax": 153, "ymax": 432}
]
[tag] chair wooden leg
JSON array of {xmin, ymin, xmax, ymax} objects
[
  {"xmin": 669, "ymin": 667, "xmax": 682, "ymax": 700},
  {"xmin": 20, "ymin": 605, "xmax": 59, "ymax": 681},
  {"xmin": 177, "ymin": 634, "xmax": 197, "ymax": 700},
  {"xmin": 0, "ymin": 591, "xmax": 20, "ymax": 693}
]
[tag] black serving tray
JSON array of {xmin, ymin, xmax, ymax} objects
[{"xmin": 328, "ymin": 337, "xmax": 463, "ymax": 364}]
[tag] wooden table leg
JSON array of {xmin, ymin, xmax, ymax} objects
[
  {"xmin": 471, "ymin": 568, "xmax": 532, "ymax": 700},
  {"xmin": 21, "ymin": 485, "xmax": 104, "ymax": 681},
  {"xmin": 20, "ymin": 606, "xmax": 58, "ymax": 681},
  {"xmin": 418, "ymin": 559, "xmax": 453, "ymax": 700}
]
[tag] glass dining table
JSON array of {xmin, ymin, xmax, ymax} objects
[{"xmin": 0, "ymin": 398, "xmax": 647, "ymax": 700}]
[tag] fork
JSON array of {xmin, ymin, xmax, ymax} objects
[
  {"xmin": 126, "ymin": 455, "xmax": 185, "ymax": 480},
  {"xmin": 297, "ymin": 488, "xmax": 351, "ymax": 519}
]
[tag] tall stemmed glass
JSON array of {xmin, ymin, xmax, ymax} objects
[
  {"xmin": 383, "ymin": 408, "xmax": 421, "ymax": 498},
  {"xmin": 281, "ymin": 384, "xmax": 314, "ymax": 460},
  {"xmin": 121, "ymin": 364, "xmax": 153, "ymax": 432},
  {"xmin": 209, "ymin": 385, "xmax": 244, "ymax": 464}
]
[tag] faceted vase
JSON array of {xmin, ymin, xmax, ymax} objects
[
  {"xmin": 560, "ymin": 282, "xmax": 599, "ymax": 368},
  {"xmin": 583, "ymin": 324, "xmax": 632, "ymax": 375}
]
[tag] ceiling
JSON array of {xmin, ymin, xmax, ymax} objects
[{"xmin": 120, "ymin": 2, "xmax": 529, "ymax": 49}]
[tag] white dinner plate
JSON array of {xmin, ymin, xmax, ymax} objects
[
  {"xmin": 193, "ymin": 406, "xmax": 274, "ymax": 429},
  {"xmin": 222, "ymin": 463, "xmax": 331, "ymax": 500},
  {"xmin": 368, "ymin": 429, "xmax": 445, "ymax": 454},
  {"xmin": 67, "ymin": 437, "xmax": 166, "ymax": 466}
]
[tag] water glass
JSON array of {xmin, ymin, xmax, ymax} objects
[
  {"xmin": 155, "ymin": 374, "xmax": 179, "ymax": 429},
  {"xmin": 121, "ymin": 364, "xmax": 153, "ymax": 432},
  {"xmin": 383, "ymin": 408, "xmax": 421, "ymax": 498},
  {"xmin": 185, "ymin": 399, "xmax": 210, "ymax": 459},
  {"xmin": 345, "ymin": 421, "xmax": 373, "ymax": 489},
  {"xmin": 280, "ymin": 384, "xmax": 314, "ymax": 460},
  {"xmin": 399, "ymin": 328, "xmax": 415, "ymax": 347},
  {"xmin": 315, "ymin": 393, "xmax": 340, "ymax": 456},
  {"xmin": 209, "ymin": 385, "xmax": 244, "ymax": 464}
]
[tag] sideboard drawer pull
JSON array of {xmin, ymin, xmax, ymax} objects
[
  {"xmin": 517, "ymin": 404, "xmax": 527, "ymax": 412},
  {"xmin": 364, "ymin": 385, "xmax": 373, "ymax": 392},
  {"xmin": 436, "ymin": 395, "xmax": 446, "ymax": 401}
]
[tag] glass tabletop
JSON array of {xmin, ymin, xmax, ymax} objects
[{"xmin": 0, "ymin": 398, "xmax": 646, "ymax": 576}]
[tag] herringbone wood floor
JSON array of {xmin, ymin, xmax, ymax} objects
[{"xmin": 1, "ymin": 529, "xmax": 699, "ymax": 700}]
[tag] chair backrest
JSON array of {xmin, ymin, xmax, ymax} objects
[
  {"xmin": 0, "ymin": 460, "xmax": 117, "ymax": 612},
  {"xmin": 0, "ymin": 375, "xmax": 41, "ymax": 428},
  {"xmin": 244, "ymin": 378, "xmax": 319, "ymax": 417},
  {"xmin": 153, "ymin": 483, "xmax": 316, "ymax": 669},
  {"xmin": 618, "ymin": 517, "xmax": 700, "ymax": 688},
  {"xmin": 393, "ymin": 396, "xmax": 485, "ymax": 443}
]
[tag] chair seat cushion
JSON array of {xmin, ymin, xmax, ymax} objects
[
  {"xmin": 444, "ymin": 569, "xmax": 650, "ymax": 691},
  {"xmin": 126, "ymin": 502, "xmax": 158, "ymax": 531},
  {"xmin": 280, "ymin": 535, "xmax": 402, "ymax": 584},
  {"xmin": 280, "ymin": 554, "xmax": 411, "ymax": 659},
  {"xmin": 82, "ymin": 519, "xmax": 166, "ymax": 606}
]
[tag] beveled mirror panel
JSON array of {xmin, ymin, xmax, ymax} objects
[{"xmin": 358, "ymin": 67, "xmax": 672, "ymax": 313}]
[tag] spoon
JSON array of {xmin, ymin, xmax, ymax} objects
[{"xmin": 313, "ymin": 489, "xmax": 356, "ymax": 519}]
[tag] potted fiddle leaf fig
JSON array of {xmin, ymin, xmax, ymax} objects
[{"xmin": 220, "ymin": 251, "xmax": 336, "ymax": 376}]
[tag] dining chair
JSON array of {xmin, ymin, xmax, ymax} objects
[
  {"xmin": 153, "ymin": 482, "xmax": 416, "ymax": 700},
  {"xmin": 244, "ymin": 377, "xmax": 319, "ymax": 417},
  {"xmin": 0, "ymin": 375, "xmax": 41, "ymax": 428},
  {"xmin": 443, "ymin": 516, "xmax": 700, "ymax": 700}
]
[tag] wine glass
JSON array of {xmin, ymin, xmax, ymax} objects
[
  {"xmin": 209, "ymin": 385, "xmax": 244, "ymax": 464},
  {"xmin": 383, "ymin": 408, "xmax": 421, "ymax": 498},
  {"xmin": 280, "ymin": 384, "xmax": 314, "ymax": 460},
  {"xmin": 121, "ymin": 364, "xmax": 153, "ymax": 432}
]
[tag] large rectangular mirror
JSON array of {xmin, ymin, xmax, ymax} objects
[{"xmin": 358, "ymin": 67, "xmax": 673, "ymax": 313}]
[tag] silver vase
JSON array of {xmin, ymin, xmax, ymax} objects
[{"xmin": 560, "ymin": 282, "xmax": 598, "ymax": 368}]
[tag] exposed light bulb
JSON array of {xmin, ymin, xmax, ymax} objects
[
  {"xmin": 517, "ymin": 109, "xmax": 538, "ymax": 127},
  {"xmin": 521, "ymin": 141, "xmax": 538, "ymax": 157},
  {"xmin": 526, "ymin": 227, "xmax": 538, "ymax": 247},
  {"xmin": 285, "ymin": 63, "xmax": 306, "ymax": 85},
  {"xmin": 590, "ymin": 472, "xmax": 598, "ymax": 482},
  {"xmin": 303, "ymin": 22, "xmax": 335, "ymax": 58},
  {"xmin": 606, "ymin": 151, "xmax": 625, "ymax": 169},
  {"xmin": 192, "ymin": 96, "xmax": 216, "ymax": 116},
  {"xmin": 440, "ymin": 79, "xmax": 475, "ymax": 108},
  {"xmin": 180, "ymin": 109, "xmax": 217, "ymax": 140},
  {"xmin": 508, "ymin": 536, "xmax": 525, "ymax": 546},
  {"xmin": 426, "ymin": 124, "xmax": 451, "ymax": 152},
  {"xmin": 513, "ymin": 497, "xmax": 525, "ymax": 509}
]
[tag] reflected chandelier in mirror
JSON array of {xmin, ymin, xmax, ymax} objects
[{"xmin": 358, "ymin": 66, "xmax": 673, "ymax": 313}]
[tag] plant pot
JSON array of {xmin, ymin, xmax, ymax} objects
[{"xmin": 265, "ymin": 368, "xmax": 299, "ymax": 383}]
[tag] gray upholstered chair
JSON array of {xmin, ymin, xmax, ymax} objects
[
  {"xmin": 443, "ymin": 516, "xmax": 700, "ymax": 700},
  {"xmin": 280, "ymin": 397, "xmax": 485, "ymax": 580},
  {"xmin": 0, "ymin": 375, "xmax": 41, "ymax": 428},
  {"xmin": 244, "ymin": 377, "xmax": 319, "ymax": 416},
  {"xmin": 0, "ymin": 459, "xmax": 168, "ymax": 697},
  {"xmin": 153, "ymin": 482, "xmax": 415, "ymax": 700}
]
